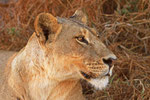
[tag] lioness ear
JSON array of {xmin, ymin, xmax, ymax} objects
[
  {"xmin": 34, "ymin": 13, "xmax": 61, "ymax": 43},
  {"xmin": 70, "ymin": 9, "xmax": 88, "ymax": 25}
]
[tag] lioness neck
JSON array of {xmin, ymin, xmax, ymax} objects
[{"xmin": 7, "ymin": 34, "xmax": 84, "ymax": 100}]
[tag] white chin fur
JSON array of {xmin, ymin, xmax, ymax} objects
[
  {"xmin": 89, "ymin": 76, "xmax": 109, "ymax": 90},
  {"xmin": 88, "ymin": 65, "xmax": 114, "ymax": 90}
]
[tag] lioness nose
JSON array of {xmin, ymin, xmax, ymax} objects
[{"xmin": 102, "ymin": 54, "xmax": 117, "ymax": 68}]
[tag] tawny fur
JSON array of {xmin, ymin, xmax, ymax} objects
[{"xmin": 0, "ymin": 9, "xmax": 116, "ymax": 100}]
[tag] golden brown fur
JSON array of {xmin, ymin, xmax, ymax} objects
[{"xmin": 0, "ymin": 9, "xmax": 116, "ymax": 100}]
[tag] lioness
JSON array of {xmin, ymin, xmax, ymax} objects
[{"xmin": 0, "ymin": 10, "xmax": 116, "ymax": 100}]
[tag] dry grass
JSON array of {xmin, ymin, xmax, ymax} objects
[{"xmin": 0, "ymin": 0, "xmax": 150, "ymax": 100}]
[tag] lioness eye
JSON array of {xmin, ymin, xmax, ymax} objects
[{"xmin": 75, "ymin": 36, "xmax": 88, "ymax": 45}]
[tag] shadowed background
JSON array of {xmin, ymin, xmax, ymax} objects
[{"xmin": 0, "ymin": 0, "xmax": 150, "ymax": 100}]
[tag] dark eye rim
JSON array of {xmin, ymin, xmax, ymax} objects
[{"xmin": 75, "ymin": 36, "xmax": 89, "ymax": 45}]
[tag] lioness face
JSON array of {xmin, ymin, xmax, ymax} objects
[{"xmin": 34, "ymin": 10, "xmax": 116, "ymax": 90}]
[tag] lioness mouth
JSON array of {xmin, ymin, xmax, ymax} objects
[
  {"xmin": 80, "ymin": 71, "xmax": 92, "ymax": 79},
  {"xmin": 80, "ymin": 65, "xmax": 114, "ymax": 80}
]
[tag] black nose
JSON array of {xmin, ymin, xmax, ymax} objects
[{"xmin": 102, "ymin": 58, "xmax": 114, "ymax": 68}]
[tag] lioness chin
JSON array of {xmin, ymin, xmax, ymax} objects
[{"xmin": 0, "ymin": 9, "xmax": 116, "ymax": 100}]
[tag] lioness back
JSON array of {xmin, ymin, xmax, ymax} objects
[
  {"xmin": 0, "ymin": 50, "xmax": 17, "ymax": 100},
  {"xmin": 0, "ymin": 50, "xmax": 16, "ymax": 73}
]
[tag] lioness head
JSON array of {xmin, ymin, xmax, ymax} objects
[{"xmin": 34, "ymin": 10, "xmax": 117, "ymax": 90}]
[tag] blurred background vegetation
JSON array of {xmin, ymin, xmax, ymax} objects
[{"xmin": 0, "ymin": 0, "xmax": 150, "ymax": 100}]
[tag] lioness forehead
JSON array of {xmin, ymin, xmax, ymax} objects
[{"xmin": 57, "ymin": 17, "xmax": 98, "ymax": 36}]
